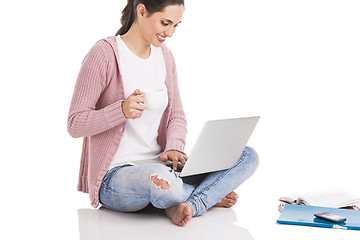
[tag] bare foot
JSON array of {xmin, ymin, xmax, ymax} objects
[
  {"xmin": 214, "ymin": 191, "xmax": 238, "ymax": 208},
  {"xmin": 166, "ymin": 203, "xmax": 193, "ymax": 227}
]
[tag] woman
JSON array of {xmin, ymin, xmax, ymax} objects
[{"xmin": 68, "ymin": 0, "xmax": 259, "ymax": 227}]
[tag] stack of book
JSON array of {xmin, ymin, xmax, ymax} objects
[{"xmin": 277, "ymin": 191, "xmax": 360, "ymax": 230}]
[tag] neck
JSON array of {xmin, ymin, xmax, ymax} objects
[{"xmin": 120, "ymin": 23, "xmax": 151, "ymax": 59}]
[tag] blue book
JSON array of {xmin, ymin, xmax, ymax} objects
[{"xmin": 277, "ymin": 204, "xmax": 360, "ymax": 230}]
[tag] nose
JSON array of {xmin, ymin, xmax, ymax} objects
[{"xmin": 165, "ymin": 27, "xmax": 176, "ymax": 38}]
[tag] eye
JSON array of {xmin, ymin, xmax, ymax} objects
[{"xmin": 161, "ymin": 21, "xmax": 169, "ymax": 26}]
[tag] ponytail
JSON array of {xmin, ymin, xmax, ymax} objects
[{"xmin": 115, "ymin": 0, "xmax": 137, "ymax": 36}]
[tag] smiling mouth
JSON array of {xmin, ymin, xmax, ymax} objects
[{"xmin": 157, "ymin": 34, "xmax": 166, "ymax": 42}]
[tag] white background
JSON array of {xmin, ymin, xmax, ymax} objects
[{"xmin": 1, "ymin": 0, "xmax": 359, "ymax": 239}]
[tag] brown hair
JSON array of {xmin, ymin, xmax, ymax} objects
[{"xmin": 115, "ymin": 0, "xmax": 184, "ymax": 36}]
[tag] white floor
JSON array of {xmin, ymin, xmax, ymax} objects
[
  {"xmin": 76, "ymin": 194, "xmax": 359, "ymax": 240},
  {"xmin": 7, "ymin": 184, "xmax": 357, "ymax": 240},
  {"xmin": 78, "ymin": 206, "xmax": 254, "ymax": 240}
]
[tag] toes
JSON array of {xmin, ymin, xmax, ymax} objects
[
  {"xmin": 214, "ymin": 192, "xmax": 239, "ymax": 208},
  {"xmin": 225, "ymin": 197, "xmax": 238, "ymax": 207},
  {"xmin": 227, "ymin": 192, "xmax": 238, "ymax": 200},
  {"xmin": 234, "ymin": 192, "xmax": 239, "ymax": 199},
  {"xmin": 179, "ymin": 215, "xmax": 190, "ymax": 227}
]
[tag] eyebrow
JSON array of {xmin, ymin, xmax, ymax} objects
[{"xmin": 163, "ymin": 18, "xmax": 182, "ymax": 25}]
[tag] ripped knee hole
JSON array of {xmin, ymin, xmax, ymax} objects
[{"xmin": 150, "ymin": 175, "xmax": 170, "ymax": 190}]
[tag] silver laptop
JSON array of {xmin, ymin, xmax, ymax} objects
[{"xmin": 175, "ymin": 116, "xmax": 259, "ymax": 177}]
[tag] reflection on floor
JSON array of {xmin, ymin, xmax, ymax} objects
[{"xmin": 78, "ymin": 205, "xmax": 254, "ymax": 240}]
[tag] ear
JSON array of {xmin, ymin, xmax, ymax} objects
[{"xmin": 136, "ymin": 4, "xmax": 147, "ymax": 18}]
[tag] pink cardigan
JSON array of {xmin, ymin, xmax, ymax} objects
[{"xmin": 67, "ymin": 36, "xmax": 187, "ymax": 208}]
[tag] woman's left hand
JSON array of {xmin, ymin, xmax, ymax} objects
[{"xmin": 160, "ymin": 150, "xmax": 188, "ymax": 171}]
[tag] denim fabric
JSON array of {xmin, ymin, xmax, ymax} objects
[{"xmin": 99, "ymin": 146, "xmax": 259, "ymax": 217}]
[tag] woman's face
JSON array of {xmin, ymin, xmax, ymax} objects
[{"xmin": 137, "ymin": 4, "xmax": 184, "ymax": 47}]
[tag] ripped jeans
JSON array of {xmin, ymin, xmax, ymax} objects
[{"xmin": 99, "ymin": 146, "xmax": 259, "ymax": 217}]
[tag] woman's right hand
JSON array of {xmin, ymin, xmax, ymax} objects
[{"xmin": 121, "ymin": 89, "xmax": 146, "ymax": 119}]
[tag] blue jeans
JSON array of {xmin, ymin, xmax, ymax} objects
[{"xmin": 99, "ymin": 146, "xmax": 259, "ymax": 217}]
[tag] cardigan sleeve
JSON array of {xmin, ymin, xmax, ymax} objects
[
  {"xmin": 164, "ymin": 51, "xmax": 188, "ymax": 153},
  {"xmin": 67, "ymin": 41, "xmax": 126, "ymax": 138}
]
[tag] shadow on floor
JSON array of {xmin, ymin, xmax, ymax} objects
[{"xmin": 78, "ymin": 205, "xmax": 255, "ymax": 240}]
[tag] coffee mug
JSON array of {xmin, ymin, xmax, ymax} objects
[{"xmin": 141, "ymin": 88, "xmax": 167, "ymax": 111}]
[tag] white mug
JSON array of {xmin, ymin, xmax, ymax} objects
[{"xmin": 142, "ymin": 88, "xmax": 167, "ymax": 111}]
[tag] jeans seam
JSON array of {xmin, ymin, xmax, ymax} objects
[
  {"xmin": 152, "ymin": 199, "xmax": 166, "ymax": 208},
  {"xmin": 101, "ymin": 186, "xmax": 149, "ymax": 199},
  {"xmin": 102, "ymin": 167, "xmax": 120, "ymax": 187},
  {"xmin": 102, "ymin": 164, "xmax": 133, "ymax": 188}
]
